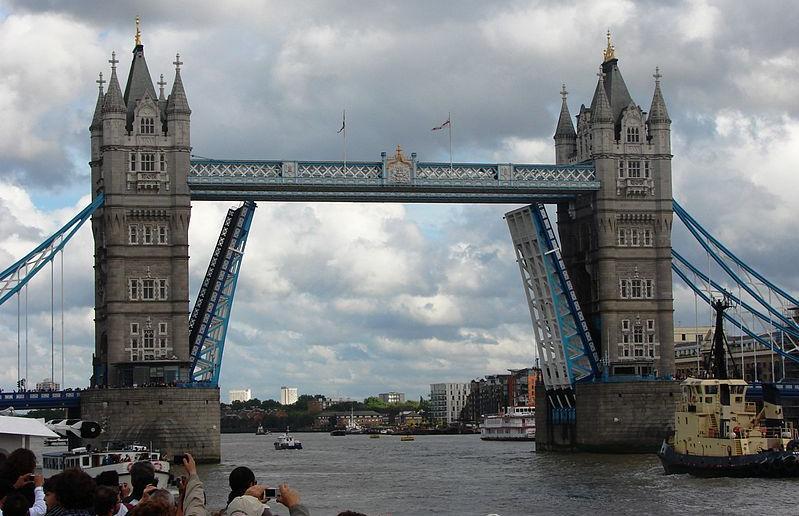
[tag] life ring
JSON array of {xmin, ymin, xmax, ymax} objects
[{"xmin": 154, "ymin": 462, "xmax": 162, "ymax": 471}]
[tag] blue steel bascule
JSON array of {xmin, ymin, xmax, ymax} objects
[{"xmin": 3, "ymin": 29, "xmax": 799, "ymax": 457}]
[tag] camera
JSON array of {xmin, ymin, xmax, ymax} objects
[
  {"xmin": 262, "ymin": 487, "xmax": 278, "ymax": 499},
  {"xmin": 172, "ymin": 454, "xmax": 187, "ymax": 466}
]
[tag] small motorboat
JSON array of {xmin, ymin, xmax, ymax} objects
[
  {"xmin": 273, "ymin": 430, "xmax": 303, "ymax": 450},
  {"xmin": 400, "ymin": 435, "xmax": 415, "ymax": 442},
  {"xmin": 255, "ymin": 425, "xmax": 270, "ymax": 436},
  {"xmin": 330, "ymin": 429, "xmax": 346, "ymax": 436}
]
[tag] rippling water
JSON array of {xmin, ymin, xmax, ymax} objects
[
  {"xmin": 35, "ymin": 433, "xmax": 797, "ymax": 515},
  {"xmin": 188, "ymin": 433, "xmax": 796, "ymax": 515}
]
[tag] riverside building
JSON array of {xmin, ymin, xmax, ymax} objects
[
  {"xmin": 378, "ymin": 392, "xmax": 405, "ymax": 404},
  {"xmin": 280, "ymin": 386, "xmax": 298, "ymax": 405},
  {"xmin": 430, "ymin": 382, "xmax": 469, "ymax": 426},
  {"xmin": 229, "ymin": 389, "xmax": 252, "ymax": 403}
]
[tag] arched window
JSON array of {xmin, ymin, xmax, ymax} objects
[
  {"xmin": 626, "ymin": 126, "xmax": 640, "ymax": 143},
  {"xmin": 140, "ymin": 117, "xmax": 155, "ymax": 134}
]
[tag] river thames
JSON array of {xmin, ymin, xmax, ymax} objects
[{"xmin": 178, "ymin": 433, "xmax": 794, "ymax": 515}]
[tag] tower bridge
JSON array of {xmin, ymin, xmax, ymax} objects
[{"xmin": 3, "ymin": 28, "xmax": 798, "ymax": 460}]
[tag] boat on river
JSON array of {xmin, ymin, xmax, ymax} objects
[
  {"xmin": 658, "ymin": 298, "xmax": 799, "ymax": 477},
  {"xmin": 255, "ymin": 425, "xmax": 270, "ymax": 435},
  {"xmin": 274, "ymin": 430, "xmax": 303, "ymax": 450},
  {"xmin": 42, "ymin": 444, "xmax": 172, "ymax": 484},
  {"xmin": 480, "ymin": 406, "xmax": 536, "ymax": 441}
]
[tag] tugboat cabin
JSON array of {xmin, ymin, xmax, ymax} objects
[{"xmin": 675, "ymin": 378, "xmax": 789, "ymax": 456}]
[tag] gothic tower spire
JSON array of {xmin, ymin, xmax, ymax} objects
[
  {"xmin": 648, "ymin": 67, "xmax": 671, "ymax": 124},
  {"xmin": 124, "ymin": 17, "xmax": 157, "ymax": 130},
  {"xmin": 166, "ymin": 53, "xmax": 191, "ymax": 115},
  {"xmin": 554, "ymin": 84, "xmax": 577, "ymax": 163},
  {"xmin": 90, "ymin": 72, "xmax": 105, "ymax": 132},
  {"xmin": 102, "ymin": 52, "xmax": 126, "ymax": 114},
  {"xmin": 590, "ymin": 67, "xmax": 612, "ymax": 124}
]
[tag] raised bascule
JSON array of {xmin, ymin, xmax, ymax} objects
[{"xmin": 2, "ymin": 27, "xmax": 799, "ymax": 459}]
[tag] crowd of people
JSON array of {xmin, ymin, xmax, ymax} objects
[{"xmin": 0, "ymin": 448, "xmax": 370, "ymax": 516}]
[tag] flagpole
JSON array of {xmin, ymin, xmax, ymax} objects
[
  {"xmin": 448, "ymin": 111, "xmax": 452, "ymax": 171},
  {"xmin": 343, "ymin": 109, "xmax": 347, "ymax": 173}
]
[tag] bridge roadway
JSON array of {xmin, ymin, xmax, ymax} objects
[
  {"xmin": 187, "ymin": 157, "xmax": 599, "ymax": 203},
  {"xmin": 0, "ymin": 390, "xmax": 81, "ymax": 410}
]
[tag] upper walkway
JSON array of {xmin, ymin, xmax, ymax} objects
[
  {"xmin": 0, "ymin": 390, "xmax": 81, "ymax": 410},
  {"xmin": 188, "ymin": 152, "xmax": 598, "ymax": 203}
]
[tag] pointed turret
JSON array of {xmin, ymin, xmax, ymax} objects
[
  {"xmin": 648, "ymin": 67, "xmax": 671, "ymax": 124},
  {"xmin": 90, "ymin": 73, "xmax": 105, "ymax": 132},
  {"xmin": 598, "ymin": 31, "xmax": 634, "ymax": 126},
  {"xmin": 123, "ymin": 19, "xmax": 157, "ymax": 130},
  {"xmin": 102, "ymin": 52, "xmax": 127, "ymax": 114},
  {"xmin": 554, "ymin": 84, "xmax": 577, "ymax": 164},
  {"xmin": 166, "ymin": 53, "xmax": 191, "ymax": 146},
  {"xmin": 166, "ymin": 54, "xmax": 191, "ymax": 116},
  {"xmin": 554, "ymin": 84, "xmax": 577, "ymax": 138},
  {"xmin": 590, "ymin": 68, "xmax": 613, "ymax": 124},
  {"xmin": 647, "ymin": 67, "xmax": 671, "ymax": 153}
]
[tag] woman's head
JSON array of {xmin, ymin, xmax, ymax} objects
[
  {"xmin": 3, "ymin": 449, "xmax": 35, "ymax": 477},
  {"xmin": 227, "ymin": 467, "xmax": 256, "ymax": 505},
  {"xmin": 49, "ymin": 469, "xmax": 95, "ymax": 510}
]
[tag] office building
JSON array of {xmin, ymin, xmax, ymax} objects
[
  {"xmin": 280, "ymin": 386, "xmax": 298, "ymax": 405},
  {"xmin": 228, "ymin": 389, "xmax": 252, "ymax": 403}
]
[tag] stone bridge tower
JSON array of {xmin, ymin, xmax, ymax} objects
[
  {"xmin": 555, "ymin": 35, "xmax": 675, "ymax": 378},
  {"xmin": 83, "ymin": 21, "xmax": 220, "ymax": 462}
]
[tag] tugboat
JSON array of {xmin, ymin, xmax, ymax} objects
[
  {"xmin": 658, "ymin": 297, "xmax": 799, "ymax": 477},
  {"xmin": 273, "ymin": 429, "xmax": 303, "ymax": 450}
]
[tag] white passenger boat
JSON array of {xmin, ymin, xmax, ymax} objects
[
  {"xmin": 273, "ymin": 431, "xmax": 303, "ymax": 450},
  {"xmin": 42, "ymin": 444, "xmax": 172, "ymax": 484},
  {"xmin": 480, "ymin": 406, "xmax": 536, "ymax": 441}
]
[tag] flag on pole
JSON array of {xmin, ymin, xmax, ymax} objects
[
  {"xmin": 338, "ymin": 110, "xmax": 346, "ymax": 134},
  {"xmin": 431, "ymin": 116, "xmax": 450, "ymax": 131}
]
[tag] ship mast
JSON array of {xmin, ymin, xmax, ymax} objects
[{"xmin": 708, "ymin": 296, "xmax": 741, "ymax": 380}]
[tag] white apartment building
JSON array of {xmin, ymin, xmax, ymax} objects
[
  {"xmin": 280, "ymin": 386, "xmax": 298, "ymax": 405},
  {"xmin": 430, "ymin": 382, "xmax": 469, "ymax": 425},
  {"xmin": 228, "ymin": 389, "xmax": 252, "ymax": 403},
  {"xmin": 378, "ymin": 392, "xmax": 406, "ymax": 404}
]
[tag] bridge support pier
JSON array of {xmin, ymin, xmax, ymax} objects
[
  {"xmin": 536, "ymin": 381, "xmax": 680, "ymax": 453},
  {"xmin": 80, "ymin": 387, "xmax": 220, "ymax": 463}
]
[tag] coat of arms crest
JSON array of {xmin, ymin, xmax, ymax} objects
[{"xmin": 386, "ymin": 145, "xmax": 412, "ymax": 183}]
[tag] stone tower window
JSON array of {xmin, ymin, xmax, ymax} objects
[
  {"xmin": 128, "ymin": 224, "xmax": 138, "ymax": 244},
  {"xmin": 618, "ymin": 161, "xmax": 625, "ymax": 178},
  {"xmin": 643, "ymin": 229, "xmax": 653, "ymax": 246},
  {"xmin": 143, "ymin": 225, "xmax": 153, "ymax": 244},
  {"xmin": 626, "ymin": 126, "xmax": 640, "ymax": 143},
  {"xmin": 142, "ymin": 279, "xmax": 156, "ymax": 300},
  {"xmin": 140, "ymin": 117, "xmax": 155, "ymax": 134},
  {"xmin": 141, "ymin": 153, "xmax": 155, "ymax": 172},
  {"xmin": 617, "ymin": 228, "xmax": 627, "ymax": 246},
  {"xmin": 128, "ymin": 279, "xmax": 139, "ymax": 300},
  {"xmin": 628, "ymin": 161, "xmax": 641, "ymax": 178},
  {"xmin": 130, "ymin": 152, "xmax": 137, "ymax": 172},
  {"xmin": 158, "ymin": 225, "xmax": 168, "ymax": 244},
  {"xmin": 160, "ymin": 153, "xmax": 166, "ymax": 172}
]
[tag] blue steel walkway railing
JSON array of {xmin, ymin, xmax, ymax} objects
[
  {"xmin": 188, "ymin": 157, "xmax": 598, "ymax": 203},
  {"xmin": 0, "ymin": 390, "xmax": 81, "ymax": 410}
]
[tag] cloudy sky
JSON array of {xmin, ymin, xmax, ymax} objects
[{"xmin": 0, "ymin": 1, "xmax": 797, "ymax": 401}]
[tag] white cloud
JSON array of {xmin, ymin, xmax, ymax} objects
[{"xmin": 1, "ymin": 1, "xmax": 799, "ymax": 399}]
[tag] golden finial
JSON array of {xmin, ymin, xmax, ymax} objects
[
  {"xmin": 135, "ymin": 16, "xmax": 142, "ymax": 46},
  {"xmin": 603, "ymin": 29, "xmax": 615, "ymax": 62}
]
